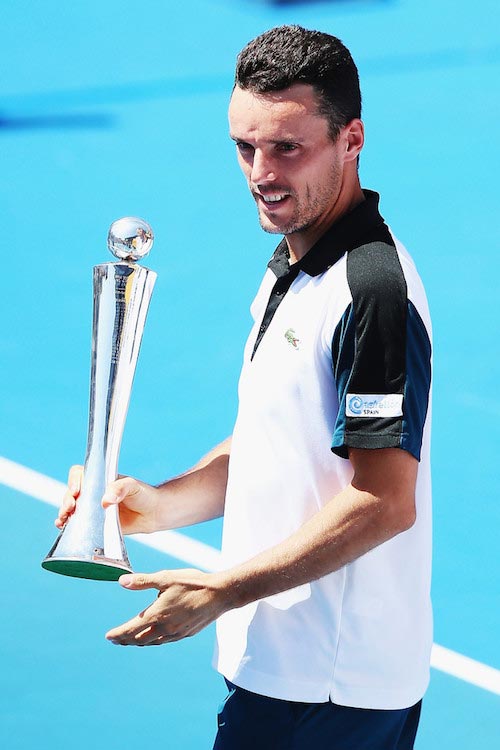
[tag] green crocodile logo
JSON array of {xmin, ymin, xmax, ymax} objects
[{"xmin": 284, "ymin": 328, "xmax": 300, "ymax": 349}]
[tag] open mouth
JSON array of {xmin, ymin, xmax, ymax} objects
[{"xmin": 256, "ymin": 192, "xmax": 290, "ymax": 208}]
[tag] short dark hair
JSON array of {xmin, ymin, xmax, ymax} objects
[{"xmin": 235, "ymin": 25, "xmax": 361, "ymax": 141}]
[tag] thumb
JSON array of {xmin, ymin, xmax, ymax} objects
[
  {"xmin": 102, "ymin": 477, "xmax": 139, "ymax": 507},
  {"xmin": 118, "ymin": 572, "xmax": 165, "ymax": 591}
]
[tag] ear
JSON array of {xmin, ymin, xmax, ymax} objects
[{"xmin": 344, "ymin": 119, "xmax": 364, "ymax": 163}]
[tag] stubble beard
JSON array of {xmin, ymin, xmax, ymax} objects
[
  {"xmin": 258, "ymin": 204, "xmax": 315, "ymax": 236},
  {"xmin": 254, "ymin": 162, "xmax": 343, "ymax": 237}
]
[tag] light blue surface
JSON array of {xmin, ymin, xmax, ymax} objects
[{"xmin": 1, "ymin": 1, "xmax": 499, "ymax": 747}]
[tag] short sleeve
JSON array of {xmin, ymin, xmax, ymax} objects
[{"xmin": 331, "ymin": 242, "xmax": 432, "ymax": 461}]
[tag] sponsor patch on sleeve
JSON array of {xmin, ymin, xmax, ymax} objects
[{"xmin": 346, "ymin": 393, "xmax": 403, "ymax": 418}]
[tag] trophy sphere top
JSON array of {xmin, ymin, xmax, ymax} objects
[{"xmin": 107, "ymin": 217, "xmax": 154, "ymax": 261}]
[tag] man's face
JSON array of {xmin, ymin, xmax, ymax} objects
[{"xmin": 228, "ymin": 84, "xmax": 347, "ymax": 242}]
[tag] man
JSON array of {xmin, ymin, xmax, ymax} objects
[{"xmin": 58, "ymin": 26, "xmax": 432, "ymax": 749}]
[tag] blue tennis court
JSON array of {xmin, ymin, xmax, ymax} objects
[{"xmin": 1, "ymin": 0, "xmax": 499, "ymax": 747}]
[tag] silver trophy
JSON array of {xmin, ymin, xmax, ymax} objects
[{"xmin": 42, "ymin": 217, "xmax": 157, "ymax": 581}]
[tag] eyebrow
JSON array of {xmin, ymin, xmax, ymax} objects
[{"xmin": 229, "ymin": 135, "xmax": 304, "ymax": 145}]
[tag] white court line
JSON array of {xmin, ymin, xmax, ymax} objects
[
  {"xmin": 1, "ymin": 455, "xmax": 499, "ymax": 697},
  {"xmin": 431, "ymin": 644, "xmax": 500, "ymax": 696}
]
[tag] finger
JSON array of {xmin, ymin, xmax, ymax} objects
[
  {"xmin": 55, "ymin": 489, "xmax": 77, "ymax": 528},
  {"xmin": 102, "ymin": 476, "xmax": 140, "ymax": 508},
  {"xmin": 105, "ymin": 608, "xmax": 157, "ymax": 644},
  {"xmin": 141, "ymin": 636, "xmax": 171, "ymax": 646},
  {"xmin": 137, "ymin": 634, "xmax": 180, "ymax": 646},
  {"xmin": 56, "ymin": 465, "xmax": 84, "ymax": 527},
  {"xmin": 106, "ymin": 619, "xmax": 146, "ymax": 644},
  {"xmin": 118, "ymin": 572, "xmax": 165, "ymax": 591},
  {"xmin": 105, "ymin": 588, "xmax": 176, "ymax": 644},
  {"xmin": 108, "ymin": 624, "xmax": 179, "ymax": 647},
  {"xmin": 116, "ymin": 625, "xmax": 157, "ymax": 646},
  {"xmin": 67, "ymin": 465, "xmax": 83, "ymax": 496}
]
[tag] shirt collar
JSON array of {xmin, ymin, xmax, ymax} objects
[{"xmin": 268, "ymin": 189, "xmax": 385, "ymax": 279}]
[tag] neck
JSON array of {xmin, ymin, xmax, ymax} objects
[{"xmin": 286, "ymin": 181, "xmax": 365, "ymax": 263}]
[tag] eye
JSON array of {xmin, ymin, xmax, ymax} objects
[
  {"xmin": 235, "ymin": 141, "xmax": 254, "ymax": 154},
  {"xmin": 277, "ymin": 143, "xmax": 298, "ymax": 153}
]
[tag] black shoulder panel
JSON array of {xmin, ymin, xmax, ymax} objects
[{"xmin": 346, "ymin": 240, "xmax": 408, "ymax": 395}]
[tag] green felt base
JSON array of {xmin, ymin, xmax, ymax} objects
[{"xmin": 41, "ymin": 557, "xmax": 132, "ymax": 581}]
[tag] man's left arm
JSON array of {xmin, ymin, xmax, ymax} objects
[{"xmin": 106, "ymin": 446, "xmax": 416, "ymax": 646}]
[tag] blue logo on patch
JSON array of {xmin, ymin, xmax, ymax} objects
[{"xmin": 348, "ymin": 395, "xmax": 364, "ymax": 415}]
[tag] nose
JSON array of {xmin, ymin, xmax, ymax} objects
[{"xmin": 250, "ymin": 149, "xmax": 277, "ymax": 186}]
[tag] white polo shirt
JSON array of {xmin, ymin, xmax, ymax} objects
[{"xmin": 214, "ymin": 191, "xmax": 433, "ymax": 710}]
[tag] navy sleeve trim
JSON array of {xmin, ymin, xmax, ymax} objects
[{"xmin": 400, "ymin": 302, "xmax": 432, "ymax": 459}]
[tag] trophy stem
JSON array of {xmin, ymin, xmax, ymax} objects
[{"xmin": 42, "ymin": 260, "xmax": 157, "ymax": 581}]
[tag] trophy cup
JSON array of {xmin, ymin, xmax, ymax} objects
[{"xmin": 42, "ymin": 217, "xmax": 157, "ymax": 581}]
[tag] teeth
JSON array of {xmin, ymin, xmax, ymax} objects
[{"xmin": 262, "ymin": 194, "xmax": 287, "ymax": 203}]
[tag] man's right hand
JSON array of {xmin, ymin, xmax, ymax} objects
[{"xmin": 56, "ymin": 465, "xmax": 159, "ymax": 535}]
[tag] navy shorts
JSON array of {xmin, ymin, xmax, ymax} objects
[{"xmin": 213, "ymin": 681, "xmax": 422, "ymax": 750}]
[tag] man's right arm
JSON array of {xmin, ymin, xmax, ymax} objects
[{"xmin": 56, "ymin": 437, "xmax": 231, "ymax": 535}]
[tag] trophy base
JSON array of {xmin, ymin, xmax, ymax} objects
[{"xmin": 42, "ymin": 556, "xmax": 133, "ymax": 581}]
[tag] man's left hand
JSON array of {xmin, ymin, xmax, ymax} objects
[{"xmin": 106, "ymin": 569, "xmax": 226, "ymax": 646}]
